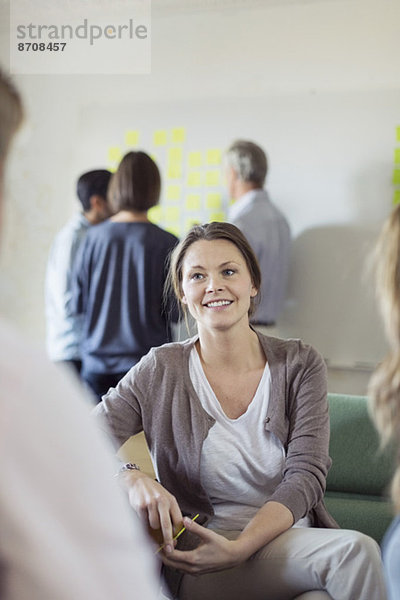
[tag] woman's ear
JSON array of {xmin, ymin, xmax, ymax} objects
[
  {"xmin": 181, "ymin": 294, "xmax": 188, "ymax": 305},
  {"xmin": 250, "ymin": 285, "xmax": 258, "ymax": 298}
]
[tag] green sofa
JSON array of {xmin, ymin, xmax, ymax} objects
[{"xmin": 324, "ymin": 393, "xmax": 395, "ymax": 544}]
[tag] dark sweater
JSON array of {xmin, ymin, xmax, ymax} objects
[{"xmin": 71, "ymin": 221, "xmax": 178, "ymax": 374}]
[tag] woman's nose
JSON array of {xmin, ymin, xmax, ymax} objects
[{"xmin": 206, "ymin": 275, "xmax": 224, "ymax": 292}]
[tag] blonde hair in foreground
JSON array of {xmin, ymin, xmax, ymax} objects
[
  {"xmin": 368, "ymin": 203, "xmax": 400, "ymax": 511},
  {"xmin": 0, "ymin": 69, "xmax": 23, "ymax": 163}
]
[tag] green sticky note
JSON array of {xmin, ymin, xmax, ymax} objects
[
  {"xmin": 185, "ymin": 218, "xmax": 201, "ymax": 231},
  {"xmin": 148, "ymin": 206, "xmax": 163, "ymax": 223},
  {"xmin": 209, "ymin": 211, "xmax": 226, "ymax": 222},
  {"xmin": 154, "ymin": 130, "xmax": 168, "ymax": 146},
  {"xmin": 206, "ymin": 193, "xmax": 222, "ymax": 209},
  {"xmin": 187, "ymin": 171, "xmax": 202, "ymax": 187},
  {"xmin": 125, "ymin": 130, "xmax": 140, "ymax": 146},
  {"xmin": 171, "ymin": 128, "xmax": 186, "ymax": 144},
  {"xmin": 205, "ymin": 170, "xmax": 220, "ymax": 186},
  {"xmin": 165, "ymin": 206, "xmax": 180, "ymax": 221},
  {"xmin": 393, "ymin": 169, "xmax": 400, "ymax": 185},
  {"xmin": 166, "ymin": 185, "xmax": 181, "ymax": 201},
  {"xmin": 168, "ymin": 147, "xmax": 183, "ymax": 162},
  {"xmin": 188, "ymin": 152, "xmax": 203, "ymax": 168},
  {"xmin": 167, "ymin": 163, "xmax": 182, "ymax": 179},
  {"xmin": 393, "ymin": 190, "xmax": 400, "ymax": 205},
  {"xmin": 394, "ymin": 148, "xmax": 400, "ymax": 164},
  {"xmin": 397, "ymin": 126, "xmax": 400, "ymax": 143},
  {"xmin": 166, "ymin": 224, "xmax": 181, "ymax": 238},
  {"xmin": 107, "ymin": 146, "xmax": 123, "ymax": 163},
  {"xmin": 185, "ymin": 194, "xmax": 201, "ymax": 210},
  {"xmin": 206, "ymin": 149, "xmax": 222, "ymax": 166}
]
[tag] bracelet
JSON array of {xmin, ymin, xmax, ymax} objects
[{"xmin": 115, "ymin": 462, "xmax": 141, "ymax": 477}]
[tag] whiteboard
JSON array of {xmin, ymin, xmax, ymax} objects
[{"xmin": 74, "ymin": 90, "xmax": 400, "ymax": 367}]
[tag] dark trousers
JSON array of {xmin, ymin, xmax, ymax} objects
[{"xmin": 81, "ymin": 370, "xmax": 128, "ymax": 404}]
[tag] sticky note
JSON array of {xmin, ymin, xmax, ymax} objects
[
  {"xmin": 206, "ymin": 149, "xmax": 222, "ymax": 166},
  {"xmin": 205, "ymin": 170, "xmax": 220, "ymax": 186},
  {"xmin": 166, "ymin": 185, "xmax": 181, "ymax": 201},
  {"xmin": 188, "ymin": 152, "xmax": 203, "ymax": 168},
  {"xmin": 167, "ymin": 163, "xmax": 182, "ymax": 179},
  {"xmin": 168, "ymin": 147, "xmax": 183, "ymax": 162},
  {"xmin": 393, "ymin": 190, "xmax": 400, "ymax": 205},
  {"xmin": 165, "ymin": 206, "xmax": 180, "ymax": 221},
  {"xmin": 166, "ymin": 225, "xmax": 181, "ymax": 238},
  {"xmin": 171, "ymin": 128, "xmax": 186, "ymax": 144},
  {"xmin": 395, "ymin": 149, "xmax": 400, "ymax": 164},
  {"xmin": 107, "ymin": 165, "xmax": 117, "ymax": 173},
  {"xmin": 393, "ymin": 169, "xmax": 400, "ymax": 185},
  {"xmin": 148, "ymin": 206, "xmax": 163, "ymax": 223},
  {"xmin": 209, "ymin": 211, "xmax": 226, "ymax": 222},
  {"xmin": 185, "ymin": 218, "xmax": 201, "ymax": 231},
  {"xmin": 185, "ymin": 194, "xmax": 201, "ymax": 210},
  {"xmin": 397, "ymin": 126, "xmax": 400, "ymax": 143},
  {"xmin": 187, "ymin": 171, "xmax": 202, "ymax": 187},
  {"xmin": 107, "ymin": 146, "xmax": 123, "ymax": 163},
  {"xmin": 206, "ymin": 193, "xmax": 222, "ymax": 209},
  {"xmin": 125, "ymin": 130, "xmax": 140, "ymax": 146},
  {"xmin": 154, "ymin": 130, "xmax": 168, "ymax": 146}
]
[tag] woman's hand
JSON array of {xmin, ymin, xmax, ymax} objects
[
  {"xmin": 123, "ymin": 471, "xmax": 183, "ymax": 550},
  {"xmin": 160, "ymin": 517, "xmax": 246, "ymax": 575}
]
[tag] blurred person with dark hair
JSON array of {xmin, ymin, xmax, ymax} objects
[
  {"xmin": 45, "ymin": 168, "xmax": 112, "ymax": 374},
  {"xmin": 71, "ymin": 151, "xmax": 179, "ymax": 401},
  {"xmin": 0, "ymin": 69, "xmax": 160, "ymax": 600}
]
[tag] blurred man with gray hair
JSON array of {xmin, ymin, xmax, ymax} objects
[{"xmin": 225, "ymin": 140, "xmax": 291, "ymax": 332}]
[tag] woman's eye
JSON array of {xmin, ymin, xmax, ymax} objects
[
  {"xmin": 223, "ymin": 269, "xmax": 235, "ymax": 276},
  {"xmin": 191, "ymin": 272, "xmax": 204, "ymax": 281}
]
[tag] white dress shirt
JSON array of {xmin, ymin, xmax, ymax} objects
[{"xmin": 228, "ymin": 189, "xmax": 291, "ymax": 325}]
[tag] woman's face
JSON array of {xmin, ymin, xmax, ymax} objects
[{"xmin": 180, "ymin": 238, "xmax": 257, "ymax": 333}]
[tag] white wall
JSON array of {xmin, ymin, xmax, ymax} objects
[{"xmin": 1, "ymin": 0, "xmax": 399, "ymax": 390}]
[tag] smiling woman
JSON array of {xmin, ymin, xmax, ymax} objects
[{"xmin": 94, "ymin": 222, "xmax": 387, "ymax": 600}]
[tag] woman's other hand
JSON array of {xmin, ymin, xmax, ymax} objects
[{"xmin": 160, "ymin": 517, "xmax": 244, "ymax": 574}]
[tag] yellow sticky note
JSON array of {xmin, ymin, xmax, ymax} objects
[
  {"xmin": 397, "ymin": 126, "xmax": 400, "ymax": 143},
  {"xmin": 154, "ymin": 130, "xmax": 168, "ymax": 146},
  {"xmin": 395, "ymin": 149, "xmax": 400, "ymax": 164},
  {"xmin": 125, "ymin": 130, "xmax": 140, "ymax": 146},
  {"xmin": 393, "ymin": 190, "xmax": 400, "ymax": 205},
  {"xmin": 148, "ymin": 206, "xmax": 163, "ymax": 223},
  {"xmin": 185, "ymin": 218, "xmax": 201, "ymax": 231},
  {"xmin": 166, "ymin": 225, "xmax": 181, "ymax": 238},
  {"xmin": 107, "ymin": 165, "xmax": 117, "ymax": 173},
  {"xmin": 206, "ymin": 193, "xmax": 222, "ymax": 209},
  {"xmin": 185, "ymin": 194, "xmax": 201, "ymax": 210},
  {"xmin": 166, "ymin": 185, "xmax": 181, "ymax": 201},
  {"xmin": 171, "ymin": 128, "xmax": 186, "ymax": 144},
  {"xmin": 209, "ymin": 211, "xmax": 226, "ymax": 222},
  {"xmin": 188, "ymin": 152, "xmax": 203, "ymax": 168},
  {"xmin": 168, "ymin": 147, "xmax": 183, "ymax": 162},
  {"xmin": 206, "ymin": 149, "xmax": 222, "ymax": 166},
  {"xmin": 107, "ymin": 146, "xmax": 123, "ymax": 163},
  {"xmin": 187, "ymin": 171, "xmax": 202, "ymax": 187},
  {"xmin": 165, "ymin": 206, "xmax": 180, "ymax": 221},
  {"xmin": 167, "ymin": 163, "xmax": 182, "ymax": 179},
  {"xmin": 393, "ymin": 169, "xmax": 400, "ymax": 185},
  {"xmin": 205, "ymin": 170, "xmax": 220, "ymax": 186}
]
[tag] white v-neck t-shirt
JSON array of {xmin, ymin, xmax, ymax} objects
[{"xmin": 189, "ymin": 347, "xmax": 310, "ymax": 530}]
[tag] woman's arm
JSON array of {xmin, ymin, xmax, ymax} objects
[{"xmin": 94, "ymin": 364, "xmax": 184, "ymax": 548}]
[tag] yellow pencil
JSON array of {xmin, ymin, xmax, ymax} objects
[{"xmin": 155, "ymin": 513, "xmax": 200, "ymax": 554}]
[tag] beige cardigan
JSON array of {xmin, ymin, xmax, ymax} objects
[{"xmin": 94, "ymin": 332, "xmax": 338, "ymax": 596}]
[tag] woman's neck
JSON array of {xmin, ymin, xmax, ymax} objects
[
  {"xmin": 110, "ymin": 210, "xmax": 149, "ymax": 223},
  {"xmin": 196, "ymin": 323, "xmax": 265, "ymax": 372}
]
